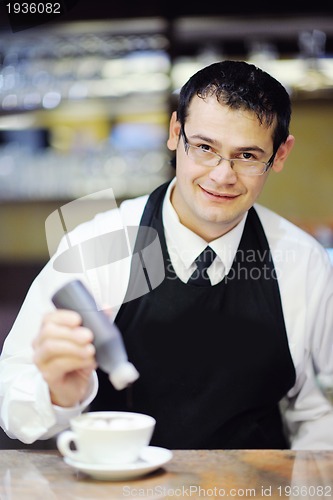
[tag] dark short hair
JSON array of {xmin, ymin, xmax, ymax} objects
[{"xmin": 177, "ymin": 60, "xmax": 291, "ymax": 153}]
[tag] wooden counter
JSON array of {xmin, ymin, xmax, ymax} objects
[{"xmin": 0, "ymin": 449, "xmax": 332, "ymax": 499}]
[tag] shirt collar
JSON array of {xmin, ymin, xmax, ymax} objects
[{"xmin": 162, "ymin": 178, "xmax": 248, "ymax": 276}]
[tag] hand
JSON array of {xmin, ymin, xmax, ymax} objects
[{"xmin": 33, "ymin": 310, "xmax": 97, "ymax": 408}]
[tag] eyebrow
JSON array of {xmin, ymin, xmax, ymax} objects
[
  {"xmin": 188, "ymin": 133, "xmax": 266, "ymax": 155},
  {"xmin": 189, "ymin": 133, "xmax": 221, "ymax": 147}
]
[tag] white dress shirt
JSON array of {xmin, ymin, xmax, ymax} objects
[{"xmin": 0, "ymin": 179, "xmax": 332, "ymax": 449}]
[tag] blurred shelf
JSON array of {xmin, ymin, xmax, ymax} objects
[
  {"xmin": 0, "ymin": 16, "xmax": 332, "ymax": 214},
  {"xmin": 0, "ymin": 144, "xmax": 174, "ymax": 202},
  {"xmin": 170, "ymin": 56, "xmax": 333, "ymax": 98},
  {"xmin": 172, "ymin": 15, "xmax": 333, "ymax": 42}
]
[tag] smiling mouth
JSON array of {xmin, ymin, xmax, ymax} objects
[{"xmin": 200, "ymin": 186, "xmax": 239, "ymax": 199}]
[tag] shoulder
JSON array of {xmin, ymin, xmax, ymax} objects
[
  {"xmin": 90, "ymin": 194, "xmax": 149, "ymax": 229},
  {"xmin": 118, "ymin": 194, "xmax": 149, "ymax": 225},
  {"xmin": 56, "ymin": 194, "xmax": 149, "ymax": 252},
  {"xmin": 253, "ymin": 203, "xmax": 332, "ymax": 272},
  {"xmin": 88, "ymin": 194, "xmax": 149, "ymax": 231},
  {"xmin": 254, "ymin": 203, "xmax": 324, "ymax": 250}
]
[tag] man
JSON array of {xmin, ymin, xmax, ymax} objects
[{"xmin": 0, "ymin": 60, "xmax": 332, "ymax": 449}]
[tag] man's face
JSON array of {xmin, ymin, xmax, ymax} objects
[{"xmin": 167, "ymin": 95, "xmax": 293, "ymax": 241}]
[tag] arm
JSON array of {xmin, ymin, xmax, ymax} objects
[
  {"xmin": 0, "ymin": 260, "xmax": 99, "ymax": 443},
  {"xmin": 256, "ymin": 205, "xmax": 333, "ymax": 449},
  {"xmin": 283, "ymin": 245, "xmax": 333, "ymax": 449},
  {"xmin": 33, "ymin": 309, "xmax": 97, "ymax": 408},
  {"xmin": 0, "ymin": 195, "xmax": 147, "ymax": 444}
]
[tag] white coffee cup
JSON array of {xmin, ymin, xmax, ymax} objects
[{"xmin": 57, "ymin": 411, "xmax": 156, "ymax": 465}]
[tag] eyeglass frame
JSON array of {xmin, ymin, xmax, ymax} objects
[{"xmin": 180, "ymin": 126, "xmax": 276, "ymax": 176}]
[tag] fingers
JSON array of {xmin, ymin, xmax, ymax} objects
[
  {"xmin": 33, "ymin": 334, "xmax": 96, "ymax": 368},
  {"xmin": 34, "ymin": 311, "xmax": 94, "ymax": 363},
  {"xmin": 33, "ymin": 310, "xmax": 92, "ymax": 347},
  {"xmin": 38, "ymin": 309, "xmax": 83, "ymax": 336},
  {"xmin": 32, "ymin": 309, "xmax": 97, "ymax": 404}
]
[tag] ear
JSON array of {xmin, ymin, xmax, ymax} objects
[
  {"xmin": 271, "ymin": 134, "xmax": 295, "ymax": 173},
  {"xmin": 167, "ymin": 111, "xmax": 181, "ymax": 152}
]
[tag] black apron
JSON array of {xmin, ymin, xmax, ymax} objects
[{"xmin": 91, "ymin": 181, "xmax": 296, "ymax": 449}]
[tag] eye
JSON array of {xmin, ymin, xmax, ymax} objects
[
  {"xmin": 240, "ymin": 152, "xmax": 255, "ymax": 161},
  {"xmin": 197, "ymin": 143, "xmax": 213, "ymax": 153}
]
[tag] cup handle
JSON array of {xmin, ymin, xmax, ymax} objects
[{"xmin": 57, "ymin": 430, "xmax": 81, "ymax": 461}]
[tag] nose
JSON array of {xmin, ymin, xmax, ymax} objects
[{"xmin": 208, "ymin": 158, "xmax": 238, "ymax": 184}]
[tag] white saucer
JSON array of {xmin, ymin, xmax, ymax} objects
[{"xmin": 63, "ymin": 446, "xmax": 173, "ymax": 480}]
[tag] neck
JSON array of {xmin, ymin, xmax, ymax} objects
[{"xmin": 180, "ymin": 217, "xmax": 240, "ymax": 242}]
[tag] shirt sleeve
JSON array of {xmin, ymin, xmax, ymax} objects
[
  {"xmin": 0, "ymin": 213, "xmax": 103, "ymax": 443},
  {"xmin": 283, "ymin": 244, "xmax": 333, "ymax": 449},
  {"xmin": 0, "ymin": 196, "xmax": 146, "ymax": 444},
  {"xmin": 0, "ymin": 253, "xmax": 99, "ymax": 443}
]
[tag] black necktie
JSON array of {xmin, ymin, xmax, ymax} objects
[{"xmin": 187, "ymin": 246, "xmax": 217, "ymax": 286}]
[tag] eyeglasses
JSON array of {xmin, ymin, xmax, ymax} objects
[{"xmin": 180, "ymin": 128, "xmax": 275, "ymax": 177}]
